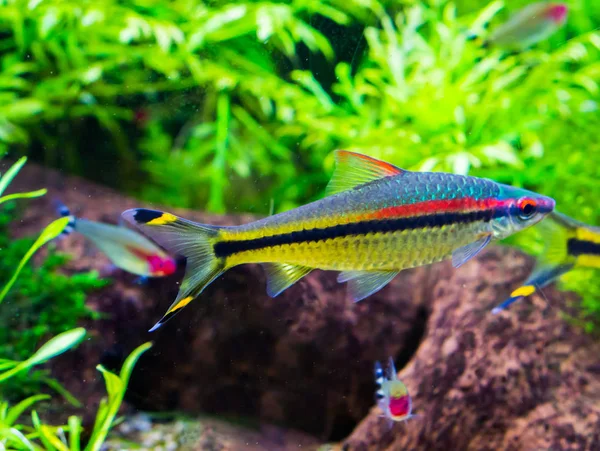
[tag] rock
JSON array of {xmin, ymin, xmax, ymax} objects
[
  {"xmin": 106, "ymin": 414, "xmax": 323, "ymax": 451},
  {"xmin": 342, "ymin": 249, "xmax": 600, "ymax": 450},
  {"xmin": 7, "ymin": 162, "xmax": 600, "ymax": 449}
]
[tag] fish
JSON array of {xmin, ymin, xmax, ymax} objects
[
  {"xmin": 56, "ymin": 202, "xmax": 177, "ymax": 278},
  {"xmin": 374, "ymin": 357, "xmax": 414, "ymax": 423},
  {"xmin": 484, "ymin": 2, "xmax": 568, "ymax": 49},
  {"xmin": 492, "ymin": 211, "xmax": 600, "ymax": 314},
  {"xmin": 122, "ymin": 150, "xmax": 555, "ymax": 331}
]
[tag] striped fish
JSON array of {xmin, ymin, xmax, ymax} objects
[
  {"xmin": 375, "ymin": 357, "xmax": 414, "ymax": 424},
  {"xmin": 492, "ymin": 211, "xmax": 600, "ymax": 313},
  {"xmin": 57, "ymin": 202, "xmax": 177, "ymax": 278},
  {"xmin": 123, "ymin": 150, "xmax": 555, "ymax": 330}
]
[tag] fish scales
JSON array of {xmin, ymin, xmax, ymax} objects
[{"xmin": 217, "ymin": 172, "xmax": 500, "ymax": 271}]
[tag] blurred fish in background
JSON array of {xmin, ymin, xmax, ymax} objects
[
  {"xmin": 493, "ymin": 211, "xmax": 600, "ymax": 313},
  {"xmin": 56, "ymin": 201, "xmax": 177, "ymax": 278},
  {"xmin": 484, "ymin": 2, "xmax": 568, "ymax": 49}
]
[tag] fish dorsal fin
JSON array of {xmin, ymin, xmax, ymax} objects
[
  {"xmin": 337, "ymin": 270, "xmax": 399, "ymax": 302},
  {"xmin": 451, "ymin": 235, "xmax": 491, "ymax": 268},
  {"xmin": 262, "ymin": 263, "xmax": 312, "ymax": 297},
  {"xmin": 325, "ymin": 150, "xmax": 405, "ymax": 196},
  {"xmin": 386, "ymin": 356, "xmax": 398, "ymax": 381}
]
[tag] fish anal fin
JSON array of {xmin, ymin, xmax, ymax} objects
[
  {"xmin": 262, "ymin": 263, "xmax": 312, "ymax": 297},
  {"xmin": 452, "ymin": 235, "xmax": 491, "ymax": 268},
  {"xmin": 325, "ymin": 150, "xmax": 405, "ymax": 196},
  {"xmin": 337, "ymin": 270, "xmax": 399, "ymax": 302}
]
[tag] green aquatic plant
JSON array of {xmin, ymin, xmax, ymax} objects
[
  {"xmin": 0, "ymin": 334, "xmax": 152, "ymax": 451},
  {"xmin": 0, "ymin": 216, "xmax": 69, "ymax": 304},
  {"xmin": 0, "ymin": 0, "xmax": 376, "ymax": 207},
  {"xmin": 0, "ymin": 157, "xmax": 46, "ymax": 204},
  {"xmin": 0, "ymin": 328, "xmax": 86, "ymax": 450}
]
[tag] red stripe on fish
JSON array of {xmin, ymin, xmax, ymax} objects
[{"xmin": 363, "ymin": 197, "xmax": 502, "ymax": 220}]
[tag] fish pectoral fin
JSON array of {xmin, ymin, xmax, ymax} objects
[
  {"xmin": 325, "ymin": 150, "xmax": 405, "ymax": 196},
  {"xmin": 337, "ymin": 270, "xmax": 399, "ymax": 302},
  {"xmin": 451, "ymin": 234, "xmax": 491, "ymax": 268},
  {"xmin": 262, "ymin": 263, "xmax": 312, "ymax": 298}
]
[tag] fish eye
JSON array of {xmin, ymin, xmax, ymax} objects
[{"xmin": 517, "ymin": 198, "xmax": 537, "ymax": 220}]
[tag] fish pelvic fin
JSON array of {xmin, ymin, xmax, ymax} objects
[
  {"xmin": 262, "ymin": 263, "xmax": 312, "ymax": 297},
  {"xmin": 337, "ymin": 270, "xmax": 399, "ymax": 302},
  {"xmin": 122, "ymin": 208, "xmax": 225, "ymax": 331},
  {"xmin": 539, "ymin": 211, "xmax": 573, "ymax": 266},
  {"xmin": 325, "ymin": 150, "xmax": 405, "ymax": 196}
]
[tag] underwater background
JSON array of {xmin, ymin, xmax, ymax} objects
[{"xmin": 1, "ymin": 0, "xmax": 600, "ymax": 449}]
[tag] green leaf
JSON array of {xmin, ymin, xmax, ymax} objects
[
  {"xmin": 0, "ymin": 328, "xmax": 85, "ymax": 383},
  {"xmin": 5, "ymin": 394, "xmax": 50, "ymax": 426},
  {"xmin": 0, "ymin": 427, "xmax": 35, "ymax": 450},
  {"xmin": 0, "ymin": 156, "xmax": 27, "ymax": 196},
  {"xmin": 84, "ymin": 342, "xmax": 152, "ymax": 451},
  {"xmin": 0, "ymin": 188, "xmax": 47, "ymax": 205},
  {"xmin": 68, "ymin": 416, "xmax": 81, "ymax": 451},
  {"xmin": 0, "ymin": 99, "xmax": 45, "ymax": 121},
  {"xmin": 0, "ymin": 216, "xmax": 70, "ymax": 305},
  {"xmin": 25, "ymin": 328, "xmax": 86, "ymax": 367}
]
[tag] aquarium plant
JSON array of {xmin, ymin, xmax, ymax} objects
[{"xmin": 0, "ymin": 157, "xmax": 107, "ymax": 399}]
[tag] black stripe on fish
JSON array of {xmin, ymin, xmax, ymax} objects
[
  {"xmin": 214, "ymin": 209, "xmax": 498, "ymax": 258},
  {"xmin": 567, "ymin": 238, "xmax": 600, "ymax": 257}
]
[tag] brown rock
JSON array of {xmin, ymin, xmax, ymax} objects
[{"xmin": 342, "ymin": 249, "xmax": 600, "ymax": 450}]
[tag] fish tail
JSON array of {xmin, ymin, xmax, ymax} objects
[
  {"xmin": 122, "ymin": 208, "xmax": 225, "ymax": 331},
  {"xmin": 492, "ymin": 213, "xmax": 575, "ymax": 314},
  {"xmin": 53, "ymin": 199, "xmax": 76, "ymax": 236}
]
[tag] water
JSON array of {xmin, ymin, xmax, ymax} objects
[{"xmin": 1, "ymin": 1, "xmax": 599, "ymax": 449}]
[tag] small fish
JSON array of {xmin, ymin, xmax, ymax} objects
[
  {"xmin": 375, "ymin": 357, "xmax": 414, "ymax": 424},
  {"xmin": 492, "ymin": 211, "xmax": 600, "ymax": 313},
  {"xmin": 485, "ymin": 2, "xmax": 568, "ymax": 49},
  {"xmin": 56, "ymin": 202, "xmax": 177, "ymax": 278},
  {"xmin": 123, "ymin": 150, "xmax": 555, "ymax": 331}
]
